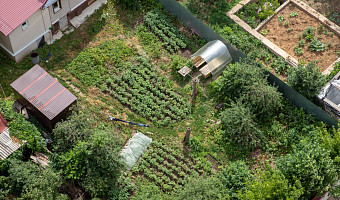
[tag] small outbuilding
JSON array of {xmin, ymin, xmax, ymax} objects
[
  {"xmin": 191, "ymin": 40, "xmax": 232, "ymax": 78},
  {"xmin": 10, "ymin": 65, "xmax": 77, "ymax": 130},
  {"xmin": 318, "ymin": 71, "xmax": 340, "ymax": 120},
  {"xmin": 0, "ymin": 112, "xmax": 21, "ymax": 160}
]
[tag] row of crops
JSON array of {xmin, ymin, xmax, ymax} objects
[
  {"xmin": 144, "ymin": 9, "xmax": 191, "ymax": 53},
  {"xmin": 105, "ymin": 57, "xmax": 190, "ymax": 126},
  {"xmin": 132, "ymin": 141, "xmax": 214, "ymax": 192}
]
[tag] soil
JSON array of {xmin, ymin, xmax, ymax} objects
[
  {"xmin": 302, "ymin": 0, "xmax": 340, "ymax": 26},
  {"xmin": 259, "ymin": 3, "xmax": 340, "ymax": 71}
]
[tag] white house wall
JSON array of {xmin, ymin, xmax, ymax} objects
[
  {"xmin": 49, "ymin": 0, "xmax": 71, "ymax": 24},
  {"xmin": 8, "ymin": 10, "xmax": 46, "ymax": 54},
  {"xmin": 0, "ymin": 32, "xmax": 13, "ymax": 53}
]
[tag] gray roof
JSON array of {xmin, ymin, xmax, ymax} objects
[{"xmin": 0, "ymin": 129, "xmax": 21, "ymax": 160}]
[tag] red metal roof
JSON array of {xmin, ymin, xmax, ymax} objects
[
  {"xmin": 10, "ymin": 65, "xmax": 77, "ymax": 120},
  {"xmin": 0, "ymin": 0, "xmax": 47, "ymax": 36},
  {"xmin": 0, "ymin": 112, "xmax": 8, "ymax": 133}
]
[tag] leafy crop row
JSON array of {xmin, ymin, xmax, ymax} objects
[
  {"xmin": 144, "ymin": 9, "xmax": 190, "ymax": 53},
  {"xmin": 132, "ymin": 141, "xmax": 213, "ymax": 192},
  {"xmin": 104, "ymin": 57, "xmax": 190, "ymax": 126}
]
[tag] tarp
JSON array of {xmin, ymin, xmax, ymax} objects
[{"xmin": 120, "ymin": 132, "xmax": 152, "ymax": 170}]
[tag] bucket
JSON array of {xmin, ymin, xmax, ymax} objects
[{"xmin": 30, "ymin": 52, "xmax": 39, "ymax": 65}]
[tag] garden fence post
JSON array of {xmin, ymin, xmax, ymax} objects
[
  {"xmin": 183, "ymin": 127, "xmax": 191, "ymax": 144},
  {"xmin": 191, "ymin": 78, "xmax": 199, "ymax": 105}
]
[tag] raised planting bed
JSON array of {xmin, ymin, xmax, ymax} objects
[
  {"xmin": 228, "ymin": 0, "xmax": 340, "ymax": 74},
  {"xmin": 258, "ymin": 2, "xmax": 340, "ymax": 72}
]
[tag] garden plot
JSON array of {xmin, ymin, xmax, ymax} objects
[
  {"xmin": 132, "ymin": 141, "xmax": 214, "ymax": 192},
  {"xmin": 258, "ymin": 2, "xmax": 340, "ymax": 72},
  {"xmin": 228, "ymin": 0, "xmax": 340, "ymax": 74}
]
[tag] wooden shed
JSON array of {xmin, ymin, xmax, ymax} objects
[{"xmin": 10, "ymin": 65, "xmax": 77, "ymax": 130}]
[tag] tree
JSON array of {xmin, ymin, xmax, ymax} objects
[
  {"xmin": 57, "ymin": 131, "xmax": 124, "ymax": 198},
  {"xmin": 174, "ymin": 176, "xmax": 226, "ymax": 200},
  {"xmin": 277, "ymin": 141, "xmax": 338, "ymax": 199},
  {"xmin": 287, "ymin": 62, "xmax": 326, "ymax": 100},
  {"xmin": 218, "ymin": 160, "xmax": 253, "ymax": 199},
  {"xmin": 238, "ymin": 166, "xmax": 303, "ymax": 200},
  {"xmin": 52, "ymin": 109, "xmax": 96, "ymax": 153},
  {"xmin": 8, "ymin": 159, "xmax": 67, "ymax": 199},
  {"xmin": 221, "ymin": 101, "xmax": 263, "ymax": 148}
]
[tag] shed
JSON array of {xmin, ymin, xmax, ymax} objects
[
  {"xmin": 191, "ymin": 40, "xmax": 232, "ymax": 78},
  {"xmin": 318, "ymin": 71, "xmax": 340, "ymax": 120},
  {"xmin": 0, "ymin": 112, "xmax": 21, "ymax": 160},
  {"xmin": 10, "ymin": 65, "xmax": 77, "ymax": 130}
]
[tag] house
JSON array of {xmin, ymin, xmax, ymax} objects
[
  {"xmin": 0, "ymin": 112, "xmax": 21, "ymax": 160},
  {"xmin": 0, "ymin": 0, "xmax": 98, "ymax": 62},
  {"xmin": 10, "ymin": 65, "xmax": 77, "ymax": 130}
]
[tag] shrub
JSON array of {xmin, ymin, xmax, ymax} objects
[
  {"xmin": 57, "ymin": 131, "xmax": 124, "ymax": 197},
  {"xmin": 287, "ymin": 62, "xmax": 327, "ymax": 100},
  {"xmin": 218, "ymin": 160, "xmax": 253, "ymax": 198},
  {"xmin": 8, "ymin": 160, "xmax": 67, "ymax": 199},
  {"xmin": 241, "ymin": 82, "xmax": 283, "ymax": 120},
  {"xmin": 214, "ymin": 58, "xmax": 267, "ymax": 102},
  {"xmin": 277, "ymin": 141, "xmax": 338, "ymax": 199},
  {"xmin": 238, "ymin": 166, "xmax": 303, "ymax": 199},
  {"xmin": 221, "ymin": 101, "xmax": 263, "ymax": 148},
  {"xmin": 52, "ymin": 109, "xmax": 96, "ymax": 153}
]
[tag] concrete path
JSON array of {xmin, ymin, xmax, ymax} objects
[{"xmin": 70, "ymin": 0, "xmax": 107, "ymax": 28}]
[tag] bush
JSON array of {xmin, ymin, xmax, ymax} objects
[
  {"xmin": 241, "ymin": 82, "xmax": 282, "ymax": 120},
  {"xmin": 174, "ymin": 176, "xmax": 226, "ymax": 200},
  {"xmin": 214, "ymin": 58, "xmax": 267, "ymax": 102},
  {"xmin": 218, "ymin": 160, "xmax": 253, "ymax": 198},
  {"xmin": 238, "ymin": 166, "xmax": 303, "ymax": 199},
  {"xmin": 221, "ymin": 101, "xmax": 263, "ymax": 148},
  {"xmin": 8, "ymin": 159, "xmax": 67, "ymax": 199},
  {"xmin": 287, "ymin": 62, "xmax": 327, "ymax": 100},
  {"xmin": 52, "ymin": 109, "xmax": 96, "ymax": 153},
  {"xmin": 277, "ymin": 141, "xmax": 338, "ymax": 199},
  {"xmin": 0, "ymin": 100, "xmax": 45, "ymax": 152},
  {"xmin": 57, "ymin": 131, "xmax": 124, "ymax": 197}
]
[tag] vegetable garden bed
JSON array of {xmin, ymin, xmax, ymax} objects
[{"xmin": 228, "ymin": 0, "xmax": 340, "ymax": 74}]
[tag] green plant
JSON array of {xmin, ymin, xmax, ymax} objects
[
  {"xmin": 218, "ymin": 160, "xmax": 253, "ymax": 198},
  {"xmin": 261, "ymin": 29, "xmax": 268, "ymax": 35},
  {"xmin": 174, "ymin": 177, "xmax": 225, "ymax": 200},
  {"xmin": 271, "ymin": 57, "xmax": 290, "ymax": 75},
  {"xmin": 298, "ymin": 39, "xmax": 305, "ymax": 47},
  {"xmin": 303, "ymin": 26, "xmax": 316, "ymax": 41},
  {"xmin": 284, "ymin": 20, "xmax": 289, "ymax": 27},
  {"xmin": 238, "ymin": 166, "xmax": 303, "ymax": 199},
  {"xmin": 221, "ymin": 100, "xmax": 263, "ymax": 148},
  {"xmin": 287, "ymin": 62, "xmax": 327, "ymax": 100},
  {"xmin": 277, "ymin": 141, "xmax": 338, "ymax": 199},
  {"xmin": 318, "ymin": 25, "xmax": 324, "ymax": 33},
  {"xmin": 294, "ymin": 45, "xmax": 304, "ymax": 55},
  {"xmin": 289, "ymin": 11, "xmax": 298, "ymax": 17},
  {"xmin": 278, "ymin": 15, "xmax": 285, "ymax": 23},
  {"xmin": 308, "ymin": 38, "xmax": 326, "ymax": 52},
  {"xmin": 287, "ymin": 27, "xmax": 292, "ymax": 32}
]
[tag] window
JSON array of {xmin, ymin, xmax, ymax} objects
[
  {"xmin": 53, "ymin": 0, "xmax": 61, "ymax": 13},
  {"xmin": 21, "ymin": 21, "xmax": 29, "ymax": 31}
]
